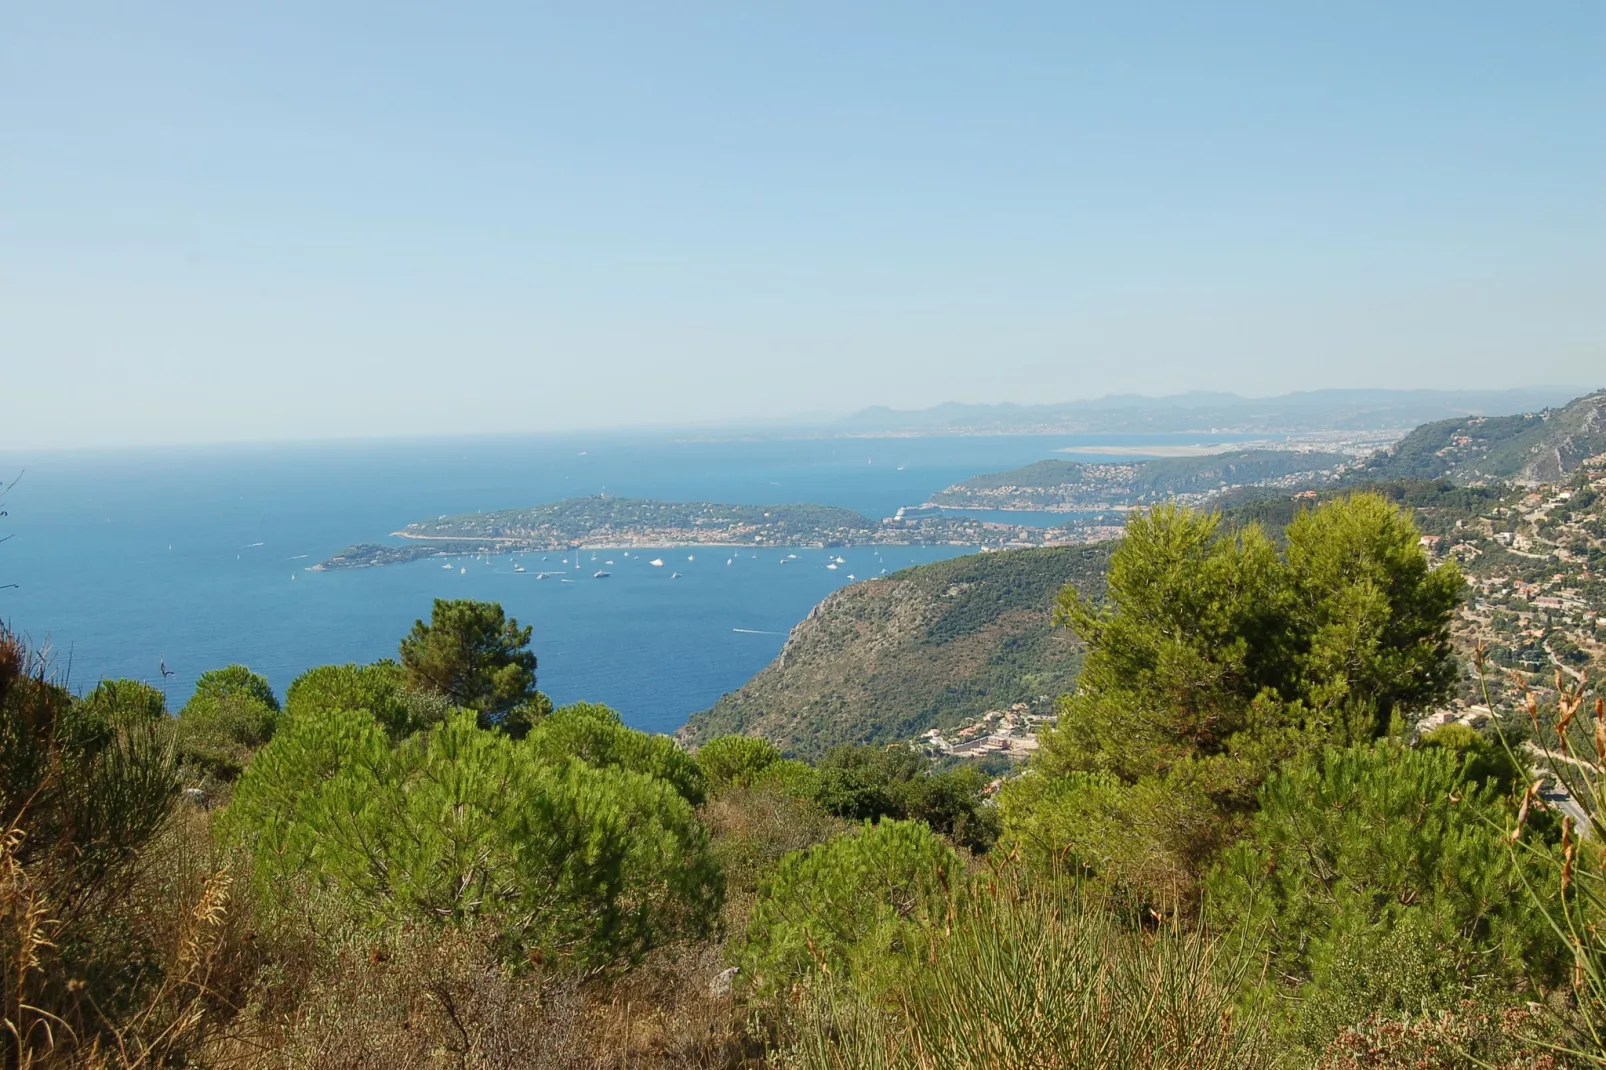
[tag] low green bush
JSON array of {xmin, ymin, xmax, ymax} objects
[
  {"xmin": 697, "ymin": 734, "xmax": 782, "ymax": 792},
  {"xmin": 528, "ymin": 701, "xmax": 707, "ymax": 806},
  {"xmin": 226, "ymin": 708, "xmax": 722, "ymax": 970},
  {"xmin": 735, "ymin": 819, "xmax": 960, "ymax": 998},
  {"xmin": 1207, "ymin": 741, "xmax": 1566, "ymax": 1051},
  {"xmin": 175, "ymin": 667, "xmax": 280, "ymax": 779}
]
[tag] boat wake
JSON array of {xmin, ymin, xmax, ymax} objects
[{"xmin": 731, "ymin": 627, "xmax": 784, "ymax": 635}]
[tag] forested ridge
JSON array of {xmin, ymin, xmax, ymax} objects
[{"xmin": 1350, "ymin": 389, "xmax": 1606, "ymax": 485}]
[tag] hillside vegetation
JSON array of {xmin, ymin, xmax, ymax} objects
[
  {"xmin": 5, "ymin": 488, "xmax": 1603, "ymax": 1068},
  {"xmin": 1352, "ymin": 388, "xmax": 1606, "ymax": 485},
  {"xmin": 688, "ymin": 479, "xmax": 1518, "ymax": 761},
  {"xmin": 678, "ymin": 545, "xmax": 1109, "ymax": 757},
  {"xmin": 932, "ymin": 448, "xmax": 1348, "ymax": 510}
]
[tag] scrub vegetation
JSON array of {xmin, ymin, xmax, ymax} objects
[{"xmin": 4, "ymin": 491, "xmax": 1602, "ymax": 1068}]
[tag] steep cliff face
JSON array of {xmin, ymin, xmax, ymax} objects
[
  {"xmin": 677, "ymin": 545, "xmax": 1109, "ymax": 758},
  {"xmin": 1354, "ymin": 390, "xmax": 1606, "ymax": 486}
]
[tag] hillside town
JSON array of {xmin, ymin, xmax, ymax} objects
[
  {"xmin": 1435, "ymin": 466, "xmax": 1606, "ymax": 682},
  {"xmin": 914, "ymin": 457, "xmax": 1606, "ymax": 778},
  {"xmin": 912, "ymin": 703, "xmax": 1057, "ymax": 761}
]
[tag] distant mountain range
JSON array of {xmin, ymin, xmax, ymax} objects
[
  {"xmin": 834, "ymin": 388, "xmax": 1585, "ymax": 435},
  {"xmin": 1351, "ymin": 390, "xmax": 1606, "ymax": 486}
]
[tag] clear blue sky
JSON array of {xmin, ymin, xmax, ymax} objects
[{"xmin": 3, "ymin": 2, "xmax": 1602, "ymax": 448}]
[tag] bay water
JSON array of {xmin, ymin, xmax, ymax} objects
[{"xmin": 1, "ymin": 431, "xmax": 1227, "ymax": 734}]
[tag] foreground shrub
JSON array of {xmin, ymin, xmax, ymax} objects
[
  {"xmin": 1207, "ymin": 741, "xmax": 1565, "ymax": 1051},
  {"xmin": 1313, "ymin": 1002, "xmax": 1581, "ymax": 1070},
  {"xmin": 1419, "ymin": 721, "xmax": 1525, "ymax": 796},
  {"xmin": 176, "ymin": 664, "xmax": 280, "ymax": 779},
  {"xmin": 735, "ymin": 819, "xmax": 960, "ymax": 998},
  {"xmin": 996, "ymin": 765, "xmax": 1221, "ymax": 913},
  {"xmin": 781, "ymin": 874, "xmax": 1268, "ymax": 1070},
  {"xmin": 528, "ymin": 702, "xmax": 707, "ymax": 806},
  {"xmin": 697, "ymin": 734, "xmax": 783, "ymax": 793},
  {"xmin": 226, "ymin": 709, "xmax": 722, "ymax": 971},
  {"xmin": 1025, "ymin": 495, "xmax": 1464, "ymax": 905},
  {"xmin": 0, "ymin": 629, "xmax": 233, "ymax": 1066},
  {"xmin": 222, "ymin": 924, "xmax": 757, "ymax": 1070},
  {"xmin": 814, "ymin": 744, "xmax": 998, "ymax": 852},
  {"xmin": 753, "ymin": 757, "xmax": 822, "ymax": 798},
  {"xmin": 1495, "ymin": 666, "xmax": 1606, "ymax": 1066},
  {"xmin": 192, "ymin": 663, "xmax": 281, "ymax": 713},
  {"xmin": 704, "ymin": 782, "xmax": 848, "ymax": 940},
  {"xmin": 399, "ymin": 598, "xmax": 541, "ymax": 730},
  {"xmin": 283, "ymin": 660, "xmax": 450, "ymax": 738},
  {"xmin": 80, "ymin": 676, "xmax": 168, "ymax": 727}
]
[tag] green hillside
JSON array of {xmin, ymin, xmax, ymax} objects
[
  {"xmin": 683, "ymin": 477, "xmax": 1522, "ymax": 760},
  {"xmin": 1351, "ymin": 389, "xmax": 1606, "ymax": 485},
  {"xmin": 932, "ymin": 448, "xmax": 1348, "ymax": 510},
  {"xmin": 677, "ymin": 544, "xmax": 1110, "ymax": 757}
]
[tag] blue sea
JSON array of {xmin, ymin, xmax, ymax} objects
[{"xmin": 1, "ymin": 432, "xmax": 1239, "ymax": 734}]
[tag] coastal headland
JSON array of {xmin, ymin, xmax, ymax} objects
[{"xmin": 312, "ymin": 494, "xmax": 1116, "ymax": 570}]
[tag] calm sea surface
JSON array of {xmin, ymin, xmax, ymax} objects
[{"xmin": 1, "ymin": 432, "xmax": 1243, "ymax": 734}]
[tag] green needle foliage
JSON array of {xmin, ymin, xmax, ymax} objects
[
  {"xmin": 226, "ymin": 707, "xmax": 722, "ymax": 971},
  {"xmin": 1008, "ymin": 493, "xmax": 1464, "ymax": 907},
  {"xmin": 1418, "ymin": 721, "xmax": 1525, "ymax": 796},
  {"xmin": 735, "ymin": 818, "xmax": 961, "ymax": 999},
  {"xmin": 399, "ymin": 598, "xmax": 541, "ymax": 730},
  {"xmin": 697, "ymin": 734, "xmax": 783, "ymax": 793},
  {"xmin": 1206, "ymin": 741, "xmax": 1566, "ymax": 1051},
  {"xmin": 527, "ymin": 701, "xmax": 708, "ymax": 806},
  {"xmin": 191, "ymin": 663, "xmax": 281, "ymax": 714},
  {"xmin": 284, "ymin": 659, "xmax": 454, "ymax": 738},
  {"xmin": 814, "ymin": 744, "xmax": 999, "ymax": 852},
  {"xmin": 79, "ymin": 677, "xmax": 168, "ymax": 727},
  {"xmin": 175, "ymin": 663, "xmax": 280, "ymax": 779}
]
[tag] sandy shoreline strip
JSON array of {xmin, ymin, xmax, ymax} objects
[{"xmin": 1056, "ymin": 443, "xmax": 1240, "ymax": 457}]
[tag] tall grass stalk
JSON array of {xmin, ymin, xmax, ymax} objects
[
  {"xmin": 1480, "ymin": 646, "xmax": 1606, "ymax": 1064},
  {"xmin": 781, "ymin": 871, "xmax": 1265, "ymax": 1070}
]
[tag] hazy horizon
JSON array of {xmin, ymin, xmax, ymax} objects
[
  {"xmin": 5, "ymin": 383, "xmax": 1598, "ymax": 457},
  {"xmin": 6, "ymin": 4, "xmax": 1602, "ymax": 449}
]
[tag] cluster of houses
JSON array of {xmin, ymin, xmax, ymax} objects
[
  {"xmin": 1425, "ymin": 473, "xmax": 1606, "ymax": 684},
  {"xmin": 917, "ymin": 703, "xmax": 1057, "ymax": 759}
]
